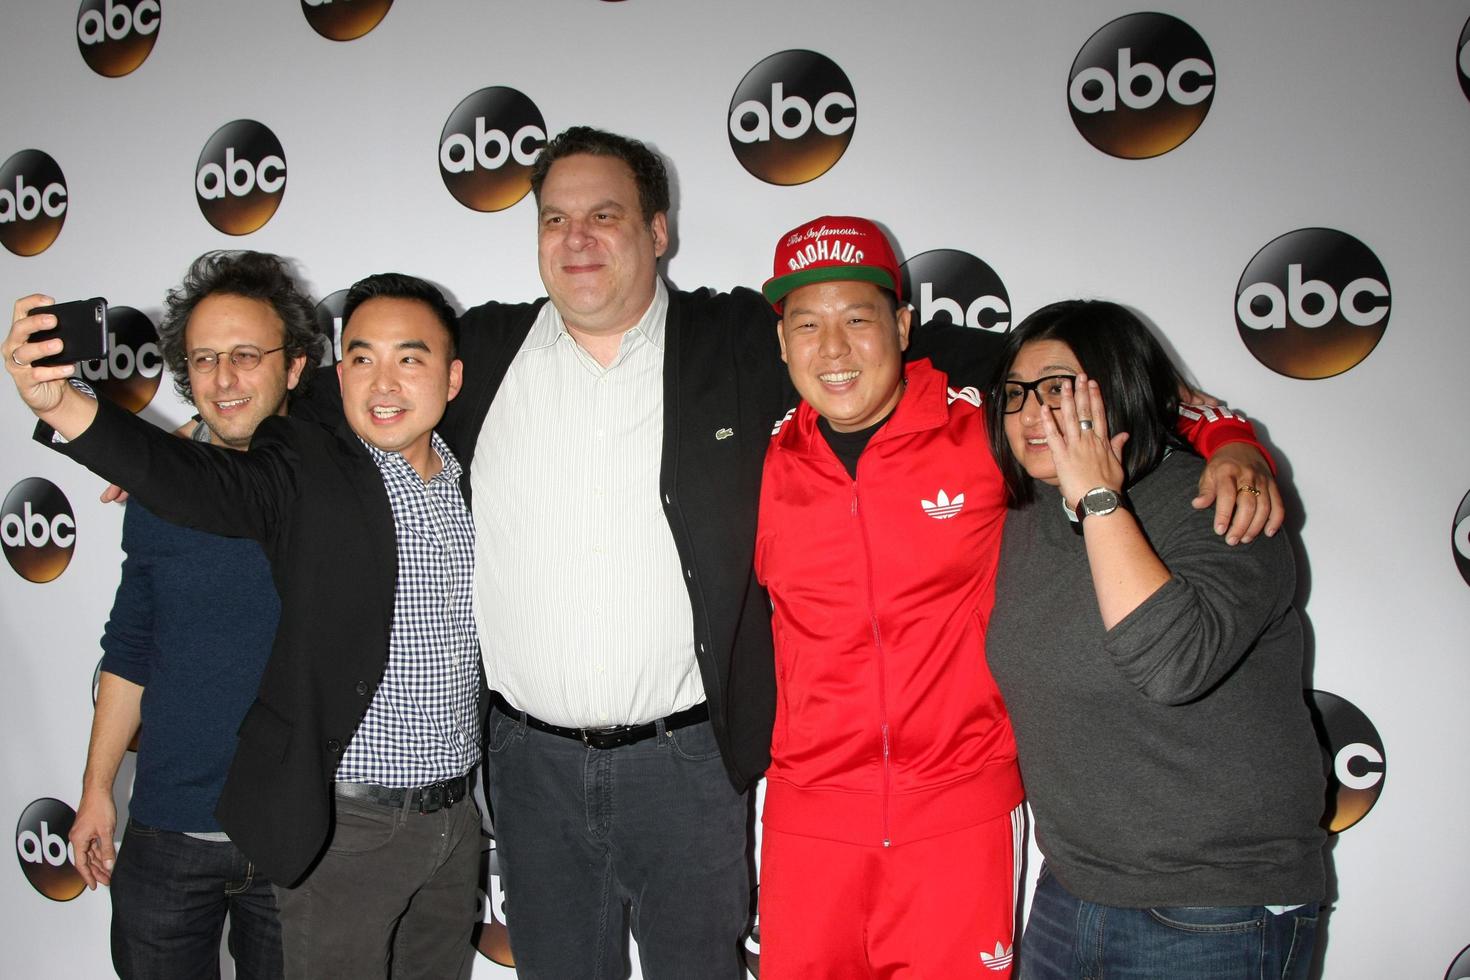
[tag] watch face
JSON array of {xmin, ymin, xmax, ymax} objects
[{"xmin": 1081, "ymin": 488, "xmax": 1119, "ymax": 517}]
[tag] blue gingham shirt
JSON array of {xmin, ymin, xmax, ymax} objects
[{"xmin": 335, "ymin": 432, "xmax": 482, "ymax": 786}]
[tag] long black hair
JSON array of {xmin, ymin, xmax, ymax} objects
[{"xmin": 987, "ymin": 299, "xmax": 1189, "ymax": 507}]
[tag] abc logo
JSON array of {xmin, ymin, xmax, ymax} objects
[
  {"xmin": 1069, "ymin": 12, "xmax": 1215, "ymax": 159},
  {"xmin": 76, "ymin": 306, "xmax": 162, "ymax": 412},
  {"xmin": 76, "ymin": 0, "xmax": 160, "ymax": 78},
  {"xmin": 2, "ymin": 479, "xmax": 77, "ymax": 584},
  {"xmin": 728, "ymin": 50, "xmax": 856, "ymax": 186},
  {"xmin": 899, "ymin": 249, "xmax": 1011, "ymax": 333},
  {"xmin": 0, "ymin": 149, "xmax": 68, "ymax": 257},
  {"xmin": 1307, "ymin": 690, "xmax": 1385, "ymax": 834},
  {"xmin": 301, "ymin": 0, "xmax": 393, "ymax": 41},
  {"xmin": 1447, "ymin": 943, "xmax": 1470, "ymax": 980},
  {"xmin": 1453, "ymin": 489, "xmax": 1470, "ymax": 588},
  {"xmin": 475, "ymin": 838, "xmax": 515, "ymax": 967},
  {"xmin": 439, "ymin": 87, "xmax": 547, "ymax": 213},
  {"xmin": 195, "ymin": 120, "xmax": 288, "ymax": 235},
  {"xmin": 1235, "ymin": 228, "xmax": 1390, "ymax": 380},
  {"xmin": 1459, "ymin": 15, "xmax": 1470, "ymax": 103},
  {"xmin": 313, "ymin": 288, "xmax": 350, "ymax": 366},
  {"xmin": 743, "ymin": 885, "xmax": 761, "ymax": 976},
  {"xmin": 15, "ymin": 798, "xmax": 85, "ymax": 901}
]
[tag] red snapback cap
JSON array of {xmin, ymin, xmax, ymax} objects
[{"xmin": 762, "ymin": 215, "xmax": 902, "ymax": 311}]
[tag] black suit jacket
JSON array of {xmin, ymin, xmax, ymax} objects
[{"xmin": 40, "ymin": 397, "xmax": 483, "ymax": 885}]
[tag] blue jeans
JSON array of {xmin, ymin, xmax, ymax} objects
[
  {"xmin": 1020, "ymin": 865, "xmax": 1318, "ymax": 980},
  {"xmin": 485, "ymin": 706, "xmax": 751, "ymax": 980},
  {"xmin": 110, "ymin": 818, "xmax": 283, "ymax": 980}
]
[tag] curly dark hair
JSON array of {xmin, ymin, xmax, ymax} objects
[
  {"xmin": 529, "ymin": 126, "xmax": 670, "ymax": 223},
  {"xmin": 341, "ymin": 272, "xmax": 459, "ymax": 356},
  {"xmin": 159, "ymin": 251, "xmax": 324, "ymax": 405}
]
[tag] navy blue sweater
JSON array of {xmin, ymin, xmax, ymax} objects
[{"xmin": 100, "ymin": 500, "xmax": 279, "ymax": 832}]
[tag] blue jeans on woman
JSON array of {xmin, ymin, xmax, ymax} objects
[
  {"xmin": 1019, "ymin": 865, "xmax": 1318, "ymax": 980},
  {"xmin": 110, "ymin": 817, "xmax": 283, "ymax": 980}
]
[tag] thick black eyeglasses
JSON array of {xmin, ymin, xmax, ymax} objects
[
  {"xmin": 1001, "ymin": 374, "xmax": 1076, "ymax": 414},
  {"xmin": 186, "ymin": 345, "xmax": 286, "ymax": 374}
]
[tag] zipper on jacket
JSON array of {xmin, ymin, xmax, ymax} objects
[{"xmin": 853, "ymin": 483, "xmax": 893, "ymax": 848}]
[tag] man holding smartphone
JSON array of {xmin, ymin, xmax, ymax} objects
[
  {"xmin": 64, "ymin": 251, "xmax": 322, "ymax": 979},
  {"xmin": 8, "ymin": 270, "xmax": 485, "ymax": 980}
]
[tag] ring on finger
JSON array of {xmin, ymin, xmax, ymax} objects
[
  {"xmin": 1078, "ymin": 418, "xmax": 1094, "ymax": 431},
  {"xmin": 1237, "ymin": 484, "xmax": 1261, "ymax": 496},
  {"xmin": 10, "ymin": 349, "xmax": 23, "ymax": 368}
]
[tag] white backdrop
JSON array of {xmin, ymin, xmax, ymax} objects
[{"xmin": 2, "ymin": 1, "xmax": 1468, "ymax": 977}]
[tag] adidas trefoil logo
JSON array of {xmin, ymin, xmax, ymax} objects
[
  {"xmin": 980, "ymin": 941, "xmax": 1013, "ymax": 971},
  {"xmin": 921, "ymin": 489, "xmax": 964, "ymax": 520}
]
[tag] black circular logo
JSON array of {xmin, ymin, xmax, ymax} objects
[
  {"xmin": 743, "ymin": 884, "xmax": 761, "ymax": 976},
  {"xmin": 195, "ymin": 120, "xmax": 288, "ymax": 235},
  {"xmin": 1459, "ymin": 16, "xmax": 1470, "ymax": 103},
  {"xmin": 76, "ymin": 0, "xmax": 160, "ymax": 77},
  {"xmin": 899, "ymin": 249, "xmax": 1011, "ymax": 333},
  {"xmin": 1447, "ymin": 943, "xmax": 1470, "ymax": 980},
  {"xmin": 2, "ymin": 479, "xmax": 77, "ymax": 584},
  {"xmin": 1068, "ymin": 12, "xmax": 1215, "ymax": 159},
  {"xmin": 1307, "ymin": 690, "xmax": 1385, "ymax": 834},
  {"xmin": 76, "ymin": 305, "xmax": 162, "ymax": 412},
  {"xmin": 300, "ymin": 0, "xmax": 391, "ymax": 40},
  {"xmin": 439, "ymin": 87, "xmax": 547, "ymax": 213},
  {"xmin": 1235, "ymin": 228, "xmax": 1390, "ymax": 380},
  {"xmin": 15, "ymin": 798, "xmax": 85, "ymax": 901},
  {"xmin": 313, "ymin": 288, "xmax": 350, "ymax": 366},
  {"xmin": 474, "ymin": 839, "xmax": 515, "ymax": 967},
  {"xmin": 0, "ymin": 150, "xmax": 68, "ymax": 257},
  {"xmin": 728, "ymin": 50, "xmax": 856, "ymax": 185},
  {"xmin": 1454, "ymin": 489, "xmax": 1470, "ymax": 587}
]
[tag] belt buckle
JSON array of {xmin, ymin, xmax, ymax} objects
[
  {"xmin": 581, "ymin": 726, "xmax": 628, "ymax": 751},
  {"xmin": 418, "ymin": 781, "xmax": 446, "ymax": 814}
]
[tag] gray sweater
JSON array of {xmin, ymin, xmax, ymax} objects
[{"xmin": 986, "ymin": 451, "xmax": 1326, "ymax": 908}]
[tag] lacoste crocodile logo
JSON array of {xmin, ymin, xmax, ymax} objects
[
  {"xmin": 980, "ymin": 941, "xmax": 1013, "ymax": 971},
  {"xmin": 922, "ymin": 489, "xmax": 964, "ymax": 520},
  {"xmin": 716, "ymin": 427, "xmax": 734, "ymax": 441}
]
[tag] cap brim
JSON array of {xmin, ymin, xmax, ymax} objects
[{"xmin": 762, "ymin": 265, "xmax": 897, "ymax": 309}]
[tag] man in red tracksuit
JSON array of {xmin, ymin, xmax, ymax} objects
[{"xmin": 752, "ymin": 216, "xmax": 1262, "ymax": 978}]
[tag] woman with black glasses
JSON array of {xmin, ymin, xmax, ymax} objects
[{"xmin": 984, "ymin": 300, "xmax": 1327, "ymax": 980}]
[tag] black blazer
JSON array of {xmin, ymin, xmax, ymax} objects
[{"xmin": 40, "ymin": 396, "xmax": 483, "ymax": 885}]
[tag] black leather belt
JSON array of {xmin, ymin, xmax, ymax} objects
[
  {"xmin": 335, "ymin": 772, "xmax": 471, "ymax": 814},
  {"xmin": 490, "ymin": 691, "xmax": 709, "ymax": 750}
]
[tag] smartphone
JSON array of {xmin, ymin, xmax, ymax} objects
[{"xmin": 28, "ymin": 297, "xmax": 109, "ymax": 367}]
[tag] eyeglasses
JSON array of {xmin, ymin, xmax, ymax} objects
[
  {"xmin": 1001, "ymin": 374, "xmax": 1076, "ymax": 414},
  {"xmin": 186, "ymin": 345, "xmax": 286, "ymax": 374}
]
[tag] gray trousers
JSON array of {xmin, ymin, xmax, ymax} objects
[
  {"xmin": 485, "ymin": 706, "xmax": 751, "ymax": 980},
  {"xmin": 273, "ymin": 788, "xmax": 481, "ymax": 980}
]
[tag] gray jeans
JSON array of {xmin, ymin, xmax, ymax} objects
[
  {"xmin": 485, "ymin": 706, "xmax": 751, "ymax": 980},
  {"xmin": 272, "ymin": 787, "xmax": 481, "ymax": 980}
]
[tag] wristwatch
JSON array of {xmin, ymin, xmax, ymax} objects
[{"xmin": 1074, "ymin": 486, "xmax": 1122, "ymax": 522}]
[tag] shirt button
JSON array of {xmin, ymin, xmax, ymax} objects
[
  {"xmin": 326, "ymin": 739, "xmax": 342, "ymax": 754},
  {"xmin": 355, "ymin": 681, "xmax": 369, "ymax": 696}
]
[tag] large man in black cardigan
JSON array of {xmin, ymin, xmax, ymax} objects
[{"xmin": 7, "ymin": 274, "xmax": 485, "ymax": 980}]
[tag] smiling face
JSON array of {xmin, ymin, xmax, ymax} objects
[
  {"xmin": 185, "ymin": 293, "xmax": 305, "ymax": 450},
  {"xmin": 1003, "ymin": 338, "xmax": 1084, "ymax": 486},
  {"xmin": 336, "ymin": 296, "xmax": 462, "ymax": 479},
  {"xmin": 777, "ymin": 280, "xmax": 911, "ymax": 432},
  {"xmin": 536, "ymin": 152, "xmax": 668, "ymax": 341}
]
